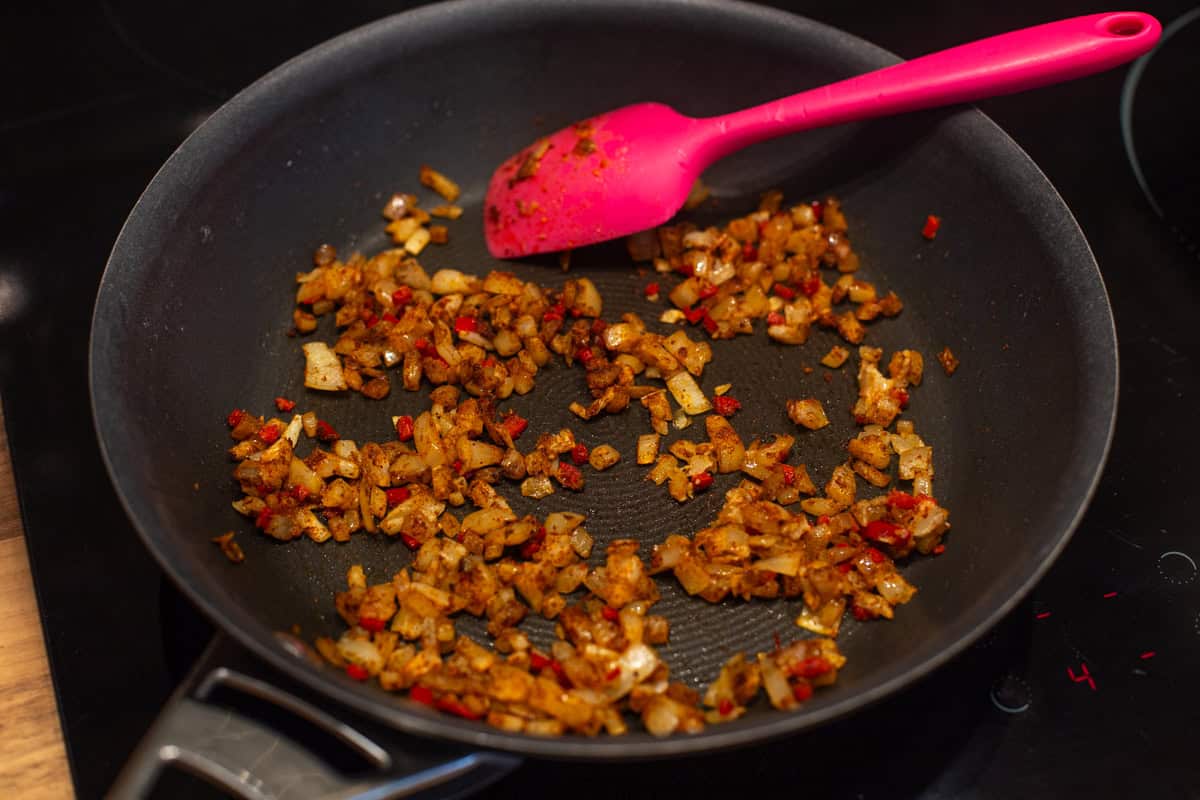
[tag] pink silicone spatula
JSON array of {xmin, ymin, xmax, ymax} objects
[{"xmin": 484, "ymin": 11, "xmax": 1159, "ymax": 258}]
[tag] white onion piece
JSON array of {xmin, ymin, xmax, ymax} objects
[
  {"xmin": 545, "ymin": 512, "xmax": 585, "ymax": 536},
  {"xmin": 666, "ymin": 371, "xmax": 711, "ymax": 415},
  {"xmin": 459, "ymin": 330, "xmax": 494, "ymax": 350},
  {"xmin": 283, "ymin": 414, "xmax": 303, "ymax": 446},
  {"xmin": 752, "ymin": 552, "xmax": 802, "ymax": 576},
  {"xmin": 337, "ymin": 636, "xmax": 383, "ymax": 672},
  {"xmin": 430, "ymin": 269, "xmax": 476, "ymax": 295},
  {"xmin": 302, "ymin": 342, "xmax": 347, "ymax": 391},
  {"xmin": 644, "ymin": 699, "xmax": 680, "ymax": 737},
  {"xmin": 757, "ymin": 653, "xmax": 796, "ymax": 710}
]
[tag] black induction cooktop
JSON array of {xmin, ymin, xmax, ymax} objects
[{"xmin": 2, "ymin": 2, "xmax": 1198, "ymax": 798}]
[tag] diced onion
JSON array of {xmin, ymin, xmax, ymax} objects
[
  {"xmin": 666, "ymin": 371, "xmax": 711, "ymax": 415},
  {"xmin": 302, "ymin": 342, "xmax": 348, "ymax": 391}
]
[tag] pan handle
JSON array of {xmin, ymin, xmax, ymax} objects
[{"xmin": 108, "ymin": 647, "xmax": 519, "ymax": 799}]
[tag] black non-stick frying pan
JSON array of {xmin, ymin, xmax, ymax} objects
[{"xmin": 91, "ymin": 0, "xmax": 1117, "ymax": 795}]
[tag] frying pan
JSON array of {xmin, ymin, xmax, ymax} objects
[{"xmin": 91, "ymin": 0, "xmax": 1118, "ymax": 795}]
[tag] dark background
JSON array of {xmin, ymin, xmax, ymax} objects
[{"xmin": 2, "ymin": 1, "xmax": 1198, "ymax": 798}]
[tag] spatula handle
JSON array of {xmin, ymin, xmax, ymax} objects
[{"xmin": 697, "ymin": 11, "xmax": 1160, "ymax": 164}]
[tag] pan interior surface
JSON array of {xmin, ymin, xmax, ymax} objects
[{"xmin": 91, "ymin": 0, "xmax": 1116, "ymax": 758}]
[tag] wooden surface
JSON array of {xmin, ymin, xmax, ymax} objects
[{"xmin": 0, "ymin": 404, "xmax": 75, "ymax": 799}]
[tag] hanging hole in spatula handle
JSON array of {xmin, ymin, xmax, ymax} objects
[{"xmin": 1102, "ymin": 12, "xmax": 1153, "ymax": 36}]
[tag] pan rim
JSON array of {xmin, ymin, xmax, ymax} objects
[{"xmin": 89, "ymin": 0, "xmax": 1118, "ymax": 759}]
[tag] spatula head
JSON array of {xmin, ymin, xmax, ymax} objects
[{"xmin": 484, "ymin": 102, "xmax": 700, "ymax": 258}]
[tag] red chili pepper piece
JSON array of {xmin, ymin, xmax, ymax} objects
[
  {"xmin": 391, "ymin": 286, "xmax": 413, "ymax": 307},
  {"xmin": 851, "ymin": 605, "xmax": 877, "ymax": 622},
  {"xmin": 409, "ymin": 685, "xmax": 434, "ymax": 705},
  {"xmin": 575, "ymin": 347, "xmax": 593, "ymax": 364},
  {"xmin": 590, "ymin": 318, "xmax": 607, "ymax": 336},
  {"xmin": 701, "ymin": 313, "xmax": 718, "ymax": 334},
  {"xmin": 792, "ymin": 680, "xmax": 814, "ymax": 702},
  {"xmin": 557, "ymin": 462, "xmax": 583, "ymax": 490},
  {"xmin": 358, "ymin": 616, "xmax": 386, "ymax": 633},
  {"xmin": 386, "ymin": 487, "xmax": 411, "ymax": 507},
  {"xmin": 605, "ymin": 666, "xmax": 621, "ymax": 681},
  {"xmin": 571, "ymin": 443, "xmax": 589, "ymax": 465},
  {"xmin": 414, "ymin": 338, "xmax": 437, "ymax": 358},
  {"xmin": 382, "ymin": 313, "xmax": 399, "ymax": 324},
  {"xmin": 742, "ymin": 242, "xmax": 757, "ymax": 261},
  {"xmin": 365, "ymin": 313, "xmax": 379, "ymax": 328},
  {"xmin": 933, "ymin": 544, "xmax": 946, "ymax": 556},
  {"xmin": 718, "ymin": 698, "xmax": 735, "ymax": 716},
  {"xmin": 345, "ymin": 663, "xmax": 370, "ymax": 681},
  {"xmin": 569, "ymin": 307, "xmax": 584, "ymax": 318},
  {"xmin": 401, "ymin": 534, "xmax": 420, "ymax": 549},
  {"xmin": 315, "ymin": 420, "xmax": 339, "ymax": 442},
  {"xmin": 772, "ymin": 283, "xmax": 796, "ymax": 300},
  {"xmin": 258, "ymin": 424, "xmax": 281, "ymax": 444},
  {"xmin": 684, "ymin": 306, "xmax": 707, "ymax": 325},
  {"xmin": 601, "ymin": 605, "xmax": 619, "ymax": 622},
  {"xmin": 811, "ymin": 200, "xmax": 824, "ymax": 222},
  {"xmin": 766, "ymin": 311, "xmax": 785, "ymax": 326},
  {"xmin": 791, "ymin": 657, "xmax": 833, "ymax": 679},
  {"xmin": 274, "ymin": 397, "xmax": 296, "ymax": 412},
  {"xmin": 691, "ymin": 472, "xmax": 714, "ymax": 492},
  {"xmin": 644, "ymin": 282, "xmax": 660, "ymax": 297},
  {"xmin": 837, "ymin": 562, "xmax": 853, "ymax": 574},
  {"xmin": 480, "ymin": 357, "xmax": 496, "ymax": 368},
  {"xmin": 713, "ymin": 396, "xmax": 741, "ymax": 417},
  {"xmin": 453, "ymin": 315, "xmax": 478, "ymax": 334},
  {"xmin": 542, "ymin": 303, "xmax": 565, "ymax": 322},
  {"xmin": 451, "ymin": 459, "xmax": 464, "ymax": 474},
  {"xmin": 288, "ymin": 485, "xmax": 310, "ymax": 502},
  {"xmin": 863, "ymin": 520, "xmax": 910, "ymax": 545},
  {"xmin": 549, "ymin": 659, "xmax": 568, "ymax": 679},
  {"xmin": 502, "ymin": 414, "xmax": 528, "ymax": 439},
  {"xmin": 676, "ymin": 262, "xmax": 695, "ymax": 277},
  {"xmin": 886, "ymin": 490, "xmax": 919, "ymax": 510},
  {"xmin": 817, "ymin": 515, "xmax": 830, "ymax": 525},
  {"xmin": 434, "ymin": 697, "xmax": 483, "ymax": 721},
  {"xmin": 530, "ymin": 652, "xmax": 552, "ymax": 671},
  {"xmin": 781, "ymin": 464, "xmax": 796, "ymax": 486},
  {"xmin": 519, "ymin": 528, "xmax": 544, "ymax": 559},
  {"xmin": 699, "ymin": 284, "xmax": 718, "ymax": 300},
  {"xmin": 226, "ymin": 408, "xmax": 247, "ymax": 427},
  {"xmin": 921, "ymin": 214, "xmax": 941, "ymax": 240},
  {"xmin": 863, "ymin": 519, "xmax": 897, "ymax": 537},
  {"xmin": 801, "ymin": 273, "xmax": 821, "ymax": 297},
  {"xmin": 892, "ymin": 388, "xmax": 910, "ymax": 408},
  {"xmin": 395, "ymin": 415, "xmax": 414, "ymax": 441},
  {"xmin": 254, "ymin": 507, "xmax": 273, "ymax": 530},
  {"xmin": 866, "ymin": 547, "xmax": 888, "ymax": 564}
]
